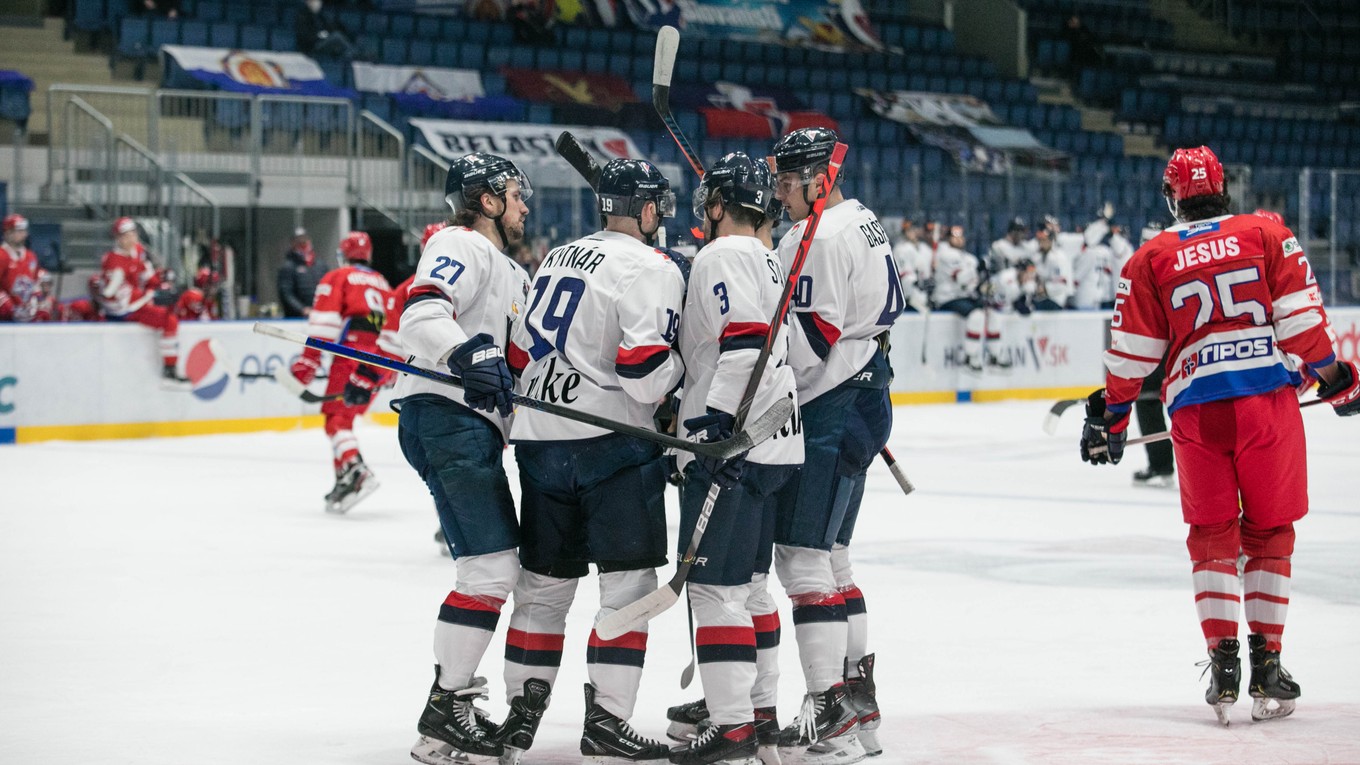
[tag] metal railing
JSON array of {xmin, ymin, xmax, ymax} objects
[
  {"xmin": 353, "ymin": 109, "xmax": 409, "ymax": 236},
  {"xmin": 60, "ymin": 96, "xmax": 116, "ymax": 217}
]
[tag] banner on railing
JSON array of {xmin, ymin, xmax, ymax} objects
[
  {"xmin": 503, "ymin": 68, "xmax": 637, "ymax": 111},
  {"xmin": 409, "ymin": 117, "xmax": 663, "ymax": 186},
  {"xmin": 162, "ymin": 46, "xmax": 355, "ymax": 98},
  {"xmin": 671, "ymin": 81, "xmax": 837, "ymax": 138},
  {"xmin": 352, "ymin": 62, "xmax": 523, "ymax": 120},
  {"xmin": 855, "ymin": 89, "xmax": 1069, "ymax": 175},
  {"xmin": 622, "ymin": 0, "xmax": 882, "ymax": 50}
]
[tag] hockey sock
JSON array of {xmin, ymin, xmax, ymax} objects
[
  {"xmin": 747, "ymin": 573, "xmax": 781, "ymax": 709},
  {"xmin": 326, "ymin": 412, "xmax": 360, "ymax": 474},
  {"xmin": 587, "ymin": 569, "xmax": 655, "ymax": 721},
  {"xmin": 775, "ymin": 544, "xmax": 847, "ymax": 692},
  {"xmin": 690, "ymin": 582, "xmax": 757, "ymax": 726},
  {"xmin": 1192, "ymin": 559, "xmax": 1241, "ymax": 647},
  {"xmin": 159, "ymin": 310, "xmax": 179, "ymax": 367},
  {"xmin": 435, "ymin": 550, "xmax": 518, "ymax": 690},
  {"xmin": 1243, "ymin": 557, "xmax": 1291, "ymax": 652},
  {"xmin": 832, "ymin": 545, "xmax": 868, "ymax": 677},
  {"xmin": 503, "ymin": 570, "xmax": 576, "ymax": 704}
]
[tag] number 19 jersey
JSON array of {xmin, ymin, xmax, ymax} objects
[
  {"xmin": 1105, "ymin": 214, "xmax": 1336, "ymax": 414},
  {"xmin": 509, "ymin": 230, "xmax": 686, "ymax": 442}
]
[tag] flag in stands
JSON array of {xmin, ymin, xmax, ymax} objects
[
  {"xmin": 503, "ymin": 68, "xmax": 638, "ymax": 112},
  {"xmin": 352, "ymin": 62, "xmax": 523, "ymax": 121},
  {"xmin": 161, "ymin": 46, "xmax": 355, "ymax": 98},
  {"xmin": 671, "ymin": 81, "xmax": 838, "ymax": 138}
]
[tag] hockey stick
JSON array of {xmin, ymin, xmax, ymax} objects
[
  {"xmin": 1042, "ymin": 390, "xmax": 1167, "ymax": 436},
  {"xmin": 878, "ymin": 446, "xmax": 916, "ymax": 494},
  {"xmin": 253, "ymin": 324, "xmax": 790, "ymax": 459},
  {"xmin": 1087, "ymin": 398, "xmax": 1327, "ymax": 453},
  {"xmin": 594, "ymin": 141, "xmax": 849, "ymax": 642},
  {"xmin": 653, "ymin": 25, "xmax": 704, "ymax": 177},
  {"xmin": 554, "ymin": 131, "xmax": 602, "ymax": 192},
  {"xmin": 269, "ymin": 367, "xmax": 341, "ymax": 404}
]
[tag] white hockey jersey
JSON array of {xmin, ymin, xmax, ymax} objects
[
  {"xmin": 394, "ymin": 225, "xmax": 531, "ymax": 439},
  {"xmin": 509, "ymin": 230, "xmax": 686, "ymax": 442},
  {"xmin": 678, "ymin": 235, "xmax": 802, "ymax": 470},
  {"xmin": 779, "ymin": 199, "xmax": 903, "ymax": 403},
  {"xmin": 892, "ymin": 238, "xmax": 933, "ymax": 310},
  {"xmin": 1033, "ymin": 244, "xmax": 1074, "ymax": 307},
  {"xmin": 988, "ymin": 237, "xmax": 1035, "ymax": 270},
  {"xmin": 931, "ymin": 242, "xmax": 980, "ymax": 306}
]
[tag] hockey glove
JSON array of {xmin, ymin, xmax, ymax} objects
[
  {"xmin": 1316, "ymin": 360, "xmax": 1360, "ymax": 417},
  {"xmin": 660, "ymin": 246, "xmax": 691, "ymax": 288},
  {"xmin": 684, "ymin": 408, "xmax": 747, "ymax": 490},
  {"xmin": 291, "ymin": 353, "xmax": 322, "ymax": 386},
  {"xmin": 448, "ymin": 333, "xmax": 513, "ymax": 417},
  {"xmin": 342, "ymin": 364, "xmax": 384, "ymax": 407},
  {"xmin": 1079, "ymin": 388, "xmax": 1130, "ymax": 465}
]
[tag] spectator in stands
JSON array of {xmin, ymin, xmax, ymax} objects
[
  {"xmin": 468, "ymin": 0, "xmax": 506, "ymax": 21},
  {"xmin": 1063, "ymin": 15, "xmax": 1101, "ymax": 70},
  {"xmin": 295, "ymin": 0, "xmax": 358, "ymax": 59},
  {"xmin": 510, "ymin": 0, "xmax": 555, "ymax": 45},
  {"xmin": 129, "ymin": 0, "xmax": 179, "ymax": 18},
  {"xmin": 277, "ymin": 228, "xmax": 325, "ymax": 318}
]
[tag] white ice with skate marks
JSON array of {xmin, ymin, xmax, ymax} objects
[{"xmin": 1, "ymin": 400, "xmax": 1358, "ymax": 765}]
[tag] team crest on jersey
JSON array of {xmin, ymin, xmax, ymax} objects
[
  {"xmin": 1282, "ymin": 237, "xmax": 1300, "ymax": 254},
  {"xmin": 1182, "ymin": 355, "xmax": 1198, "ymax": 377},
  {"xmin": 1116, "ymin": 277, "xmax": 1131, "ymax": 295},
  {"xmin": 1179, "ymin": 221, "xmax": 1221, "ymax": 240}
]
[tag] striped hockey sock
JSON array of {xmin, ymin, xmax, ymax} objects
[
  {"xmin": 503, "ymin": 572, "xmax": 576, "ymax": 703},
  {"xmin": 1192, "ymin": 558, "xmax": 1241, "ymax": 647},
  {"xmin": 1244, "ymin": 557, "xmax": 1291, "ymax": 652}
]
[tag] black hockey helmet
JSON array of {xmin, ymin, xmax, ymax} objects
[
  {"xmin": 693, "ymin": 152, "xmax": 776, "ymax": 222},
  {"xmin": 773, "ymin": 125, "xmax": 842, "ymax": 173},
  {"xmin": 444, "ymin": 152, "xmax": 533, "ymax": 214},
  {"xmin": 597, "ymin": 158, "xmax": 675, "ymax": 219},
  {"xmin": 1007, "ymin": 216, "xmax": 1028, "ymax": 233}
]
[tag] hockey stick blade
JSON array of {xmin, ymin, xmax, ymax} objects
[
  {"xmin": 1042, "ymin": 398, "xmax": 1084, "ymax": 435},
  {"xmin": 271, "ymin": 364, "xmax": 340, "ymax": 403},
  {"xmin": 653, "ymin": 26, "xmax": 704, "ymax": 177},
  {"xmin": 595, "ymin": 574, "xmax": 683, "ymax": 641},
  {"xmin": 253, "ymin": 323, "xmax": 785, "ymax": 458},
  {"xmin": 554, "ymin": 131, "xmax": 601, "ymax": 191}
]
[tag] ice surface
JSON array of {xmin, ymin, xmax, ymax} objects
[{"xmin": 2, "ymin": 400, "xmax": 1358, "ymax": 764}]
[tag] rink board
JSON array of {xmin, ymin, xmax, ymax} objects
[{"xmin": 3, "ymin": 309, "xmax": 1358, "ymax": 444}]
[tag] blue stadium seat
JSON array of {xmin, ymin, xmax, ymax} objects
[
  {"xmin": 608, "ymin": 53, "xmax": 632, "ymax": 79},
  {"xmin": 433, "ymin": 43, "xmax": 457, "ymax": 68},
  {"xmin": 149, "ymin": 18, "xmax": 179, "ymax": 50},
  {"xmin": 482, "ymin": 72, "xmax": 505, "ymax": 95},
  {"xmin": 527, "ymin": 104, "xmax": 552, "ymax": 124},
  {"xmin": 208, "ymin": 21, "xmax": 237, "ymax": 48},
  {"xmin": 195, "ymin": 0, "xmax": 223, "ymax": 22},
  {"xmin": 269, "ymin": 27, "xmax": 295, "ymax": 51},
  {"xmin": 408, "ymin": 39, "xmax": 433, "ymax": 66},
  {"xmin": 558, "ymin": 49, "xmax": 583, "ymax": 71},
  {"xmin": 117, "ymin": 16, "xmax": 151, "ymax": 58},
  {"xmin": 73, "ymin": 0, "xmax": 107, "ymax": 32},
  {"xmin": 239, "ymin": 24, "xmax": 267, "ymax": 50},
  {"xmin": 585, "ymin": 51, "xmax": 607, "ymax": 72},
  {"xmin": 179, "ymin": 20, "xmax": 208, "ymax": 47},
  {"xmin": 381, "ymin": 37, "xmax": 408, "ymax": 65},
  {"xmin": 485, "ymin": 45, "xmax": 511, "ymax": 69},
  {"xmin": 536, "ymin": 48, "xmax": 562, "ymax": 70},
  {"xmin": 390, "ymin": 14, "xmax": 415, "ymax": 38}
]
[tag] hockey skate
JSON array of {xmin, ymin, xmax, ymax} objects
[
  {"xmin": 580, "ymin": 683, "xmax": 669, "ymax": 762},
  {"xmin": 1248, "ymin": 633, "xmax": 1300, "ymax": 722},
  {"xmin": 668, "ymin": 722, "xmax": 760, "ymax": 765},
  {"xmin": 325, "ymin": 458, "xmax": 379, "ymax": 514},
  {"xmin": 497, "ymin": 678, "xmax": 552, "ymax": 764},
  {"xmin": 159, "ymin": 363, "xmax": 192, "ymax": 391},
  {"xmin": 413, "ymin": 672, "xmax": 503, "ymax": 764},
  {"xmin": 667, "ymin": 700, "xmax": 779, "ymax": 765},
  {"xmin": 1199, "ymin": 639, "xmax": 1241, "ymax": 726},
  {"xmin": 776, "ymin": 686, "xmax": 865, "ymax": 765},
  {"xmin": 844, "ymin": 655, "xmax": 881, "ymax": 757},
  {"xmin": 1131, "ymin": 467, "xmax": 1175, "ymax": 489}
]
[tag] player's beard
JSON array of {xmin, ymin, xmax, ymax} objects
[{"xmin": 502, "ymin": 219, "xmax": 526, "ymax": 245}]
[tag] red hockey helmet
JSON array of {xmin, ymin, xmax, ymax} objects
[
  {"xmin": 1253, "ymin": 208, "xmax": 1285, "ymax": 226},
  {"xmin": 111, "ymin": 216, "xmax": 138, "ymax": 237},
  {"xmin": 2, "ymin": 213, "xmax": 28, "ymax": 233},
  {"xmin": 1162, "ymin": 146, "xmax": 1225, "ymax": 204},
  {"xmin": 421, "ymin": 222, "xmax": 447, "ymax": 249},
  {"xmin": 339, "ymin": 231, "xmax": 372, "ymax": 262}
]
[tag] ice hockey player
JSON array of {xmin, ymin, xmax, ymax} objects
[
  {"xmin": 98, "ymin": 217, "xmax": 183, "ymax": 384},
  {"xmin": 665, "ymin": 151, "xmax": 802, "ymax": 765},
  {"xmin": 497, "ymin": 158, "xmax": 684, "ymax": 765},
  {"xmin": 1031, "ymin": 228, "xmax": 1074, "ymax": 311},
  {"xmin": 987, "ymin": 216, "xmax": 1034, "ymax": 272},
  {"xmin": 771, "ymin": 126, "xmax": 899, "ymax": 763},
  {"xmin": 1079, "ymin": 145, "xmax": 1360, "ymax": 726},
  {"xmin": 891, "ymin": 219, "xmax": 932, "ymax": 312},
  {"xmin": 1044, "ymin": 214, "xmax": 1095, "ymax": 309},
  {"xmin": 289, "ymin": 230, "xmax": 394, "ymax": 514},
  {"xmin": 930, "ymin": 224, "xmax": 980, "ymax": 316},
  {"xmin": 396, "ymin": 152, "xmax": 533, "ymax": 765},
  {"xmin": 0, "ymin": 214, "xmax": 54, "ymax": 323}
]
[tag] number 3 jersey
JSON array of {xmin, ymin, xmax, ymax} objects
[
  {"xmin": 678, "ymin": 235, "xmax": 802, "ymax": 470},
  {"xmin": 1105, "ymin": 213, "xmax": 1336, "ymax": 415},
  {"xmin": 779, "ymin": 199, "xmax": 903, "ymax": 403},
  {"xmin": 395, "ymin": 226, "xmax": 531, "ymax": 438},
  {"xmin": 508, "ymin": 230, "xmax": 685, "ymax": 442}
]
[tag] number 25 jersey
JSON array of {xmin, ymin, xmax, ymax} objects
[{"xmin": 1105, "ymin": 214, "xmax": 1336, "ymax": 414}]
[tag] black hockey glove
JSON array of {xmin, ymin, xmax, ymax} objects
[
  {"xmin": 685, "ymin": 408, "xmax": 747, "ymax": 490},
  {"xmin": 448, "ymin": 333, "xmax": 514, "ymax": 417},
  {"xmin": 342, "ymin": 364, "xmax": 383, "ymax": 407},
  {"xmin": 660, "ymin": 246, "xmax": 691, "ymax": 288},
  {"xmin": 1079, "ymin": 388, "xmax": 1130, "ymax": 465},
  {"xmin": 1317, "ymin": 360, "xmax": 1360, "ymax": 417}
]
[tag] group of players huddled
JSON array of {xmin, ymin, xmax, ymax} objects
[{"xmin": 294, "ymin": 126, "xmax": 899, "ymax": 765}]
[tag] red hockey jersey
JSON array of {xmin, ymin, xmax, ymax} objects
[
  {"xmin": 1105, "ymin": 214, "xmax": 1336, "ymax": 415},
  {"xmin": 98, "ymin": 245, "xmax": 158, "ymax": 317},
  {"xmin": 378, "ymin": 275, "xmax": 413, "ymax": 358},
  {"xmin": 300, "ymin": 264, "xmax": 394, "ymax": 362},
  {"xmin": 0, "ymin": 243, "xmax": 43, "ymax": 321}
]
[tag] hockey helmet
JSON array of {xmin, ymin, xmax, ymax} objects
[
  {"xmin": 772, "ymin": 126, "xmax": 841, "ymax": 175},
  {"xmin": 598, "ymin": 158, "xmax": 675, "ymax": 220},
  {"xmin": 421, "ymin": 222, "xmax": 447, "ymax": 248},
  {"xmin": 444, "ymin": 152, "xmax": 533, "ymax": 214},
  {"xmin": 111, "ymin": 216, "xmax": 138, "ymax": 237},
  {"xmin": 693, "ymin": 152, "xmax": 775, "ymax": 222},
  {"xmin": 1162, "ymin": 146, "xmax": 1224, "ymax": 204},
  {"xmin": 1006, "ymin": 216, "xmax": 1028, "ymax": 234},
  {"xmin": 1253, "ymin": 208, "xmax": 1285, "ymax": 226},
  {"xmin": 1140, "ymin": 221, "xmax": 1164, "ymax": 245},
  {"xmin": 339, "ymin": 231, "xmax": 373, "ymax": 262},
  {"xmin": 2, "ymin": 213, "xmax": 28, "ymax": 233}
]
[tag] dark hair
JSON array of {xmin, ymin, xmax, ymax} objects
[
  {"xmin": 1177, "ymin": 192, "xmax": 1232, "ymax": 222},
  {"xmin": 450, "ymin": 184, "xmax": 496, "ymax": 227},
  {"xmin": 703, "ymin": 188, "xmax": 766, "ymax": 229}
]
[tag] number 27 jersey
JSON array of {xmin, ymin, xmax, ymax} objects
[{"xmin": 1105, "ymin": 214, "xmax": 1335, "ymax": 414}]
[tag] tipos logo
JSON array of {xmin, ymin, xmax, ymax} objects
[{"xmin": 184, "ymin": 339, "xmax": 231, "ymax": 401}]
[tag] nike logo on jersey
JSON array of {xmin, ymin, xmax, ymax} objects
[
  {"xmin": 1173, "ymin": 236, "xmax": 1241, "ymax": 272},
  {"xmin": 523, "ymin": 355, "xmax": 581, "ymax": 404}
]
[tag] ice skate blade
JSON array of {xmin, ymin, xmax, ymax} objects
[
  {"xmin": 582, "ymin": 756, "xmax": 672, "ymax": 764},
  {"xmin": 411, "ymin": 735, "xmax": 498, "ymax": 765},
  {"xmin": 159, "ymin": 378, "xmax": 192, "ymax": 392},
  {"xmin": 1132, "ymin": 476, "xmax": 1176, "ymax": 489},
  {"xmin": 1251, "ymin": 697, "xmax": 1296, "ymax": 721},
  {"xmin": 757, "ymin": 744, "xmax": 782, "ymax": 765},
  {"xmin": 1211, "ymin": 701, "xmax": 1234, "ymax": 726},
  {"xmin": 326, "ymin": 475, "xmax": 380, "ymax": 514},
  {"xmin": 666, "ymin": 720, "xmax": 699, "ymax": 742},
  {"xmin": 498, "ymin": 745, "xmax": 527, "ymax": 765},
  {"xmin": 855, "ymin": 727, "xmax": 881, "ymax": 757},
  {"xmin": 780, "ymin": 735, "xmax": 866, "ymax": 765}
]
